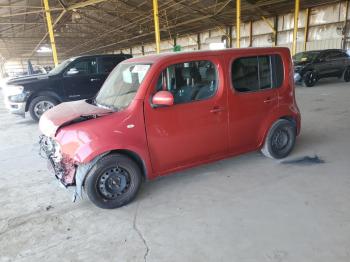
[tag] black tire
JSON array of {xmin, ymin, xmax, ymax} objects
[
  {"xmin": 29, "ymin": 95, "xmax": 58, "ymax": 121},
  {"xmin": 344, "ymin": 67, "xmax": 350, "ymax": 82},
  {"xmin": 303, "ymin": 71, "xmax": 318, "ymax": 87},
  {"xmin": 85, "ymin": 154, "xmax": 142, "ymax": 209},
  {"xmin": 261, "ymin": 119, "xmax": 296, "ymax": 159}
]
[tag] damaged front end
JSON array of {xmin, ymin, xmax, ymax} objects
[
  {"xmin": 39, "ymin": 135, "xmax": 107, "ymax": 202},
  {"xmin": 39, "ymin": 135, "xmax": 76, "ymax": 187}
]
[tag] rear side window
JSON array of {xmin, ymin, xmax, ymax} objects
[
  {"xmin": 232, "ymin": 54, "xmax": 283, "ymax": 92},
  {"xmin": 155, "ymin": 60, "xmax": 218, "ymax": 104},
  {"xmin": 100, "ymin": 57, "xmax": 122, "ymax": 74},
  {"xmin": 331, "ymin": 51, "xmax": 348, "ymax": 58}
]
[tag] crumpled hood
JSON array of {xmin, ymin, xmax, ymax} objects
[{"xmin": 39, "ymin": 100, "xmax": 112, "ymax": 137}]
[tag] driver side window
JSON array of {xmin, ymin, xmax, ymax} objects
[
  {"xmin": 65, "ymin": 58, "xmax": 97, "ymax": 76},
  {"xmin": 155, "ymin": 60, "xmax": 218, "ymax": 104}
]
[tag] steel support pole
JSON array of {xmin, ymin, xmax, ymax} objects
[
  {"xmin": 292, "ymin": 0, "xmax": 300, "ymax": 55},
  {"xmin": 152, "ymin": 0, "xmax": 161, "ymax": 54},
  {"xmin": 197, "ymin": 33, "xmax": 201, "ymax": 50},
  {"xmin": 304, "ymin": 8, "xmax": 310, "ymax": 51},
  {"xmin": 249, "ymin": 20, "xmax": 253, "ymax": 47},
  {"xmin": 274, "ymin": 16, "xmax": 278, "ymax": 46},
  {"xmin": 236, "ymin": 0, "xmax": 241, "ymax": 48},
  {"xmin": 343, "ymin": 0, "xmax": 349, "ymax": 49},
  {"xmin": 43, "ymin": 0, "xmax": 58, "ymax": 66}
]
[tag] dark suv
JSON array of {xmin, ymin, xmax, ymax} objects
[
  {"xmin": 3, "ymin": 54, "xmax": 131, "ymax": 121},
  {"xmin": 293, "ymin": 49, "xmax": 350, "ymax": 87}
]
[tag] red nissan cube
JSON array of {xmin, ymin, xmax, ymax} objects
[{"xmin": 39, "ymin": 48, "xmax": 301, "ymax": 209}]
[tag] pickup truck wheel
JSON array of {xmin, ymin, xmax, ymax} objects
[
  {"xmin": 29, "ymin": 96, "xmax": 58, "ymax": 121},
  {"xmin": 261, "ymin": 119, "xmax": 296, "ymax": 159},
  {"xmin": 344, "ymin": 67, "xmax": 350, "ymax": 82},
  {"xmin": 303, "ymin": 71, "xmax": 318, "ymax": 87},
  {"xmin": 85, "ymin": 154, "xmax": 142, "ymax": 209}
]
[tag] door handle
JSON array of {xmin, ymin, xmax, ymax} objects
[
  {"xmin": 264, "ymin": 97, "xmax": 276, "ymax": 103},
  {"xmin": 90, "ymin": 78, "xmax": 100, "ymax": 82},
  {"xmin": 210, "ymin": 107, "xmax": 224, "ymax": 113}
]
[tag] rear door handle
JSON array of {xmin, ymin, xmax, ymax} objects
[
  {"xmin": 90, "ymin": 78, "xmax": 100, "ymax": 82},
  {"xmin": 210, "ymin": 107, "xmax": 225, "ymax": 113}
]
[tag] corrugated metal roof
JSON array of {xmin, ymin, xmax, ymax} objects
[{"xmin": 0, "ymin": 0, "xmax": 342, "ymax": 60}]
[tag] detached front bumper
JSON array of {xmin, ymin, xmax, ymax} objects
[{"xmin": 39, "ymin": 135, "xmax": 76, "ymax": 187}]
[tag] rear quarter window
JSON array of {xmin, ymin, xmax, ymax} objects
[{"xmin": 231, "ymin": 54, "xmax": 284, "ymax": 93}]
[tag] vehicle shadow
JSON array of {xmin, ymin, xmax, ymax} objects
[
  {"xmin": 135, "ymin": 150, "xmax": 272, "ymax": 203},
  {"xmin": 292, "ymin": 130, "xmax": 325, "ymax": 156},
  {"xmin": 14, "ymin": 116, "xmax": 37, "ymax": 126},
  {"xmin": 135, "ymin": 128, "xmax": 326, "ymax": 204}
]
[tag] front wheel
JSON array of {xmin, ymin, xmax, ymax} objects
[
  {"xmin": 303, "ymin": 71, "xmax": 318, "ymax": 87},
  {"xmin": 261, "ymin": 119, "xmax": 296, "ymax": 159},
  {"xmin": 29, "ymin": 96, "xmax": 58, "ymax": 121},
  {"xmin": 85, "ymin": 154, "xmax": 142, "ymax": 209}
]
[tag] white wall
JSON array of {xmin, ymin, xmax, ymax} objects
[{"xmin": 124, "ymin": 1, "xmax": 350, "ymax": 56}]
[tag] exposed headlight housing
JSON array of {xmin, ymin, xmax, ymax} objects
[{"xmin": 8, "ymin": 91, "xmax": 30, "ymax": 102}]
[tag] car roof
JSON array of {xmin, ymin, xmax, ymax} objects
[
  {"xmin": 125, "ymin": 47, "xmax": 290, "ymax": 64},
  {"xmin": 301, "ymin": 49, "xmax": 345, "ymax": 53},
  {"xmin": 71, "ymin": 53, "xmax": 132, "ymax": 60}
]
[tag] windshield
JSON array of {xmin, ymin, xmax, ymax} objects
[
  {"xmin": 293, "ymin": 51, "xmax": 320, "ymax": 63},
  {"xmin": 49, "ymin": 58, "xmax": 75, "ymax": 75},
  {"xmin": 95, "ymin": 63, "xmax": 151, "ymax": 110}
]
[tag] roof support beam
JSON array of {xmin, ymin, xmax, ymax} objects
[
  {"xmin": 75, "ymin": 0, "xmax": 231, "ymax": 55},
  {"xmin": 304, "ymin": 8, "xmax": 310, "ymax": 51},
  {"xmin": 236, "ymin": 0, "xmax": 241, "ymax": 48},
  {"xmin": 67, "ymin": 0, "xmax": 108, "ymax": 11},
  {"xmin": 29, "ymin": 9, "xmax": 66, "ymax": 58},
  {"xmin": 292, "ymin": 0, "xmax": 300, "ymax": 55},
  {"xmin": 0, "ymin": 9, "xmax": 62, "ymax": 18},
  {"xmin": 43, "ymin": 0, "xmax": 58, "ymax": 65},
  {"xmin": 152, "ymin": 0, "xmax": 161, "ymax": 53},
  {"xmin": 261, "ymin": 16, "xmax": 277, "ymax": 47},
  {"xmin": 342, "ymin": 1, "xmax": 349, "ymax": 49},
  {"xmin": 249, "ymin": 20, "xmax": 253, "ymax": 47}
]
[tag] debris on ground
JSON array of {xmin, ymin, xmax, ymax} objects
[
  {"xmin": 281, "ymin": 155, "xmax": 325, "ymax": 165},
  {"xmin": 46, "ymin": 205, "xmax": 54, "ymax": 211}
]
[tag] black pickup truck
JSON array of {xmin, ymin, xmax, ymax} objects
[
  {"xmin": 293, "ymin": 49, "xmax": 350, "ymax": 87},
  {"xmin": 3, "ymin": 54, "xmax": 131, "ymax": 121}
]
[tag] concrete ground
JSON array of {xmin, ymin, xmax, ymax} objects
[{"xmin": 0, "ymin": 79, "xmax": 349, "ymax": 262}]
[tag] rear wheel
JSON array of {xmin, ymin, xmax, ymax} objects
[
  {"xmin": 85, "ymin": 154, "xmax": 142, "ymax": 209},
  {"xmin": 344, "ymin": 67, "xmax": 350, "ymax": 82},
  {"xmin": 261, "ymin": 119, "xmax": 296, "ymax": 159},
  {"xmin": 29, "ymin": 96, "xmax": 58, "ymax": 121},
  {"xmin": 303, "ymin": 71, "xmax": 318, "ymax": 87}
]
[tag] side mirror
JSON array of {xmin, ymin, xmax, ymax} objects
[
  {"xmin": 66, "ymin": 68, "xmax": 79, "ymax": 76},
  {"xmin": 152, "ymin": 91, "xmax": 174, "ymax": 108}
]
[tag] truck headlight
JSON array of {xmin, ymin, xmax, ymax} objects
[
  {"xmin": 8, "ymin": 91, "xmax": 30, "ymax": 102},
  {"xmin": 4, "ymin": 85, "xmax": 24, "ymax": 96}
]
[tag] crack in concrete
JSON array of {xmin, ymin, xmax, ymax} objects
[{"xmin": 133, "ymin": 203, "xmax": 150, "ymax": 262}]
